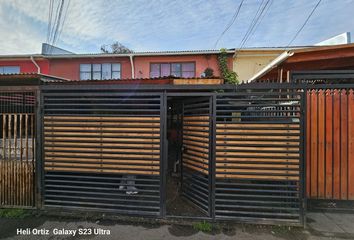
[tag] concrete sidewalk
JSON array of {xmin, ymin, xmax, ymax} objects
[
  {"xmin": 307, "ymin": 212, "xmax": 354, "ymax": 239},
  {"xmin": 0, "ymin": 212, "xmax": 354, "ymax": 240}
]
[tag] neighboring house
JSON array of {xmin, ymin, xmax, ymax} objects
[
  {"xmin": 0, "ymin": 47, "xmax": 234, "ymax": 81},
  {"xmin": 233, "ymin": 33, "xmax": 352, "ymax": 83},
  {"xmin": 233, "ymin": 48, "xmax": 287, "ymax": 82},
  {"xmin": 0, "ymin": 55, "xmax": 49, "ymax": 75},
  {"xmin": 249, "ymin": 43, "xmax": 354, "ymax": 82}
]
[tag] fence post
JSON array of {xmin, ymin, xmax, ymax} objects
[
  {"xmin": 35, "ymin": 87, "xmax": 44, "ymax": 209},
  {"xmin": 209, "ymin": 94, "xmax": 216, "ymax": 220}
]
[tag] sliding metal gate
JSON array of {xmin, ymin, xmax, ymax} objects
[
  {"xmin": 182, "ymin": 97, "xmax": 212, "ymax": 216},
  {"xmin": 214, "ymin": 85, "xmax": 305, "ymax": 225},
  {"xmin": 42, "ymin": 86, "xmax": 163, "ymax": 216}
]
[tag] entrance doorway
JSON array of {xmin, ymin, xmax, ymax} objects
[{"xmin": 165, "ymin": 96, "xmax": 212, "ymax": 218}]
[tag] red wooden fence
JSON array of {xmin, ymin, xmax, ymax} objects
[{"xmin": 306, "ymin": 89, "xmax": 354, "ymax": 200}]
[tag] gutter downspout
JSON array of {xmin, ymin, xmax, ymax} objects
[
  {"xmin": 129, "ymin": 54, "xmax": 135, "ymax": 79},
  {"xmin": 248, "ymin": 51, "xmax": 294, "ymax": 82},
  {"xmin": 30, "ymin": 56, "xmax": 40, "ymax": 74}
]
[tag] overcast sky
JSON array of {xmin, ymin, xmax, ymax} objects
[{"xmin": 0, "ymin": 0, "xmax": 353, "ymax": 54}]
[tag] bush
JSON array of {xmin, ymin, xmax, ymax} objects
[
  {"xmin": 203, "ymin": 68, "xmax": 214, "ymax": 78},
  {"xmin": 193, "ymin": 221, "xmax": 212, "ymax": 232},
  {"xmin": 218, "ymin": 48, "xmax": 239, "ymax": 84}
]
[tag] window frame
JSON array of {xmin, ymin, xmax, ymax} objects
[
  {"xmin": 149, "ymin": 62, "xmax": 196, "ymax": 78},
  {"xmin": 79, "ymin": 63, "xmax": 122, "ymax": 80}
]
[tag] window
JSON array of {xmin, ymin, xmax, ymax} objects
[
  {"xmin": 79, "ymin": 63, "xmax": 121, "ymax": 80},
  {"xmin": 0, "ymin": 66, "xmax": 20, "ymax": 74},
  {"xmin": 92, "ymin": 64, "xmax": 101, "ymax": 80},
  {"xmin": 149, "ymin": 62, "xmax": 195, "ymax": 78},
  {"xmin": 80, "ymin": 64, "xmax": 91, "ymax": 80}
]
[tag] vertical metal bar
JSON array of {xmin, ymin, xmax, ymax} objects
[
  {"xmin": 299, "ymin": 85, "xmax": 307, "ymax": 227},
  {"xmin": 35, "ymin": 89, "xmax": 44, "ymax": 209},
  {"xmin": 2, "ymin": 114, "xmax": 5, "ymax": 159},
  {"xmin": 180, "ymin": 102, "xmax": 184, "ymax": 194},
  {"xmin": 25, "ymin": 114, "xmax": 28, "ymax": 162},
  {"xmin": 209, "ymin": 94, "xmax": 216, "ymax": 220},
  {"xmin": 8, "ymin": 114, "xmax": 11, "ymax": 160},
  {"xmin": 20, "ymin": 114, "xmax": 22, "ymax": 162},
  {"xmin": 14, "ymin": 114, "xmax": 18, "ymax": 206},
  {"xmin": 159, "ymin": 92, "xmax": 167, "ymax": 217}
]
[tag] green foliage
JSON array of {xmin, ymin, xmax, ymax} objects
[
  {"xmin": 218, "ymin": 48, "xmax": 239, "ymax": 84},
  {"xmin": 0, "ymin": 208, "xmax": 28, "ymax": 218},
  {"xmin": 193, "ymin": 221, "xmax": 212, "ymax": 233},
  {"xmin": 203, "ymin": 67, "xmax": 214, "ymax": 78}
]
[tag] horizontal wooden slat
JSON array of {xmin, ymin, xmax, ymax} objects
[
  {"xmin": 216, "ymin": 140, "xmax": 299, "ymax": 146},
  {"xmin": 44, "ymin": 126, "xmax": 160, "ymax": 132},
  {"xmin": 216, "ymin": 134, "xmax": 299, "ymax": 140},
  {"xmin": 216, "ymin": 157, "xmax": 299, "ymax": 163},
  {"xmin": 44, "ymin": 116, "xmax": 160, "ymax": 121},
  {"xmin": 44, "ymin": 167, "xmax": 159, "ymax": 175},
  {"xmin": 44, "ymin": 146, "xmax": 160, "ymax": 153},
  {"xmin": 44, "ymin": 136, "xmax": 160, "ymax": 143},
  {"xmin": 44, "ymin": 121, "xmax": 161, "ymax": 127},
  {"xmin": 217, "ymin": 151, "xmax": 299, "ymax": 157},
  {"xmin": 45, "ymin": 156, "xmax": 159, "ymax": 164},
  {"xmin": 217, "ymin": 129, "xmax": 300, "ymax": 134},
  {"xmin": 216, "ymin": 146, "xmax": 299, "ymax": 151},
  {"xmin": 45, "ymin": 152, "xmax": 160, "ymax": 159},
  {"xmin": 216, "ymin": 123, "xmax": 300, "ymax": 128},
  {"xmin": 45, "ymin": 132, "xmax": 160, "ymax": 137},
  {"xmin": 215, "ymin": 174, "xmax": 299, "ymax": 180},
  {"xmin": 45, "ymin": 141, "xmax": 160, "ymax": 148}
]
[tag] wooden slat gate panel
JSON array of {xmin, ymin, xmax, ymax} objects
[
  {"xmin": 42, "ymin": 88, "xmax": 163, "ymax": 216},
  {"xmin": 182, "ymin": 97, "xmax": 212, "ymax": 216},
  {"xmin": 0, "ymin": 91, "xmax": 36, "ymax": 207},
  {"xmin": 214, "ymin": 87, "xmax": 304, "ymax": 225},
  {"xmin": 306, "ymin": 89, "xmax": 354, "ymax": 200}
]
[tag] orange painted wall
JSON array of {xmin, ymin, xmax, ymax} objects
[
  {"xmin": 0, "ymin": 59, "xmax": 49, "ymax": 74},
  {"xmin": 133, "ymin": 54, "xmax": 233, "ymax": 79},
  {"xmin": 49, "ymin": 57, "xmax": 132, "ymax": 80},
  {"xmin": 47, "ymin": 54, "xmax": 233, "ymax": 80}
]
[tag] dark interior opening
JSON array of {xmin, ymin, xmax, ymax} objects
[{"xmin": 165, "ymin": 96, "xmax": 208, "ymax": 217}]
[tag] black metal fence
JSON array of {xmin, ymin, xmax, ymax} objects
[
  {"xmin": 0, "ymin": 82, "xmax": 306, "ymax": 225},
  {"xmin": 0, "ymin": 90, "xmax": 37, "ymax": 207}
]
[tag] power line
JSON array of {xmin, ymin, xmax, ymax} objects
[
  {"xmin": 55, "ymin": 0, "xmax": 71, "ymax": 47},
  {"xmin": 48, "ymin": 0, "xmax": 61, "ymax": 44},
  {"xmin": 234, "ymin": 0, "xmax": 271, "ymax": 58},
  {"xmin": 214, "ymin": 0, "xmax": 245, "ymax": 49},
  {"xmin": 46, "ymin": 0, "xmax": 54, "ymax": 43},
  {"xmin": 246, "ymin": 0, "xmax": 273, "ymax": 44},
  {"xmin": 287, "ymin": 0, "xmax": 322, "ymax": 47},
  {"xmin": 51, "ymin": 0, "xmax": 65, "ymax": 48}
]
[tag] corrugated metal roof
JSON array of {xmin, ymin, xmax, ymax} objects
[
  {"xmin": 0, "ymin": 73, "xmax": 70, "ymax": 82},
  {"xmin": 0, "ymin": 45, "xmax": 320, "ymax": 59}
]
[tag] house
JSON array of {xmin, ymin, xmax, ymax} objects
[
  {"xmin": 249, "ymin": 43, "xmax": 354, "ymax": 82},
  {"xmin": 233, "ymin": 32, "xmax": 352, "ymax": 83},
  {"xmin": 232, "ymin": 47, "xmax": 291, "ymax": 82},
  {"xmin": 0, "ymin": 54, "xmax": 49, "ymax": 75},
  {"xmin": 0, "ymin": 46, "xmax": 234, "ymax": 81}
]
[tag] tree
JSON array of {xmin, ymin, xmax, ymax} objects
[{"xmin": 100, "ymin": 41, "xmax": 133, "ymax": 54}]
